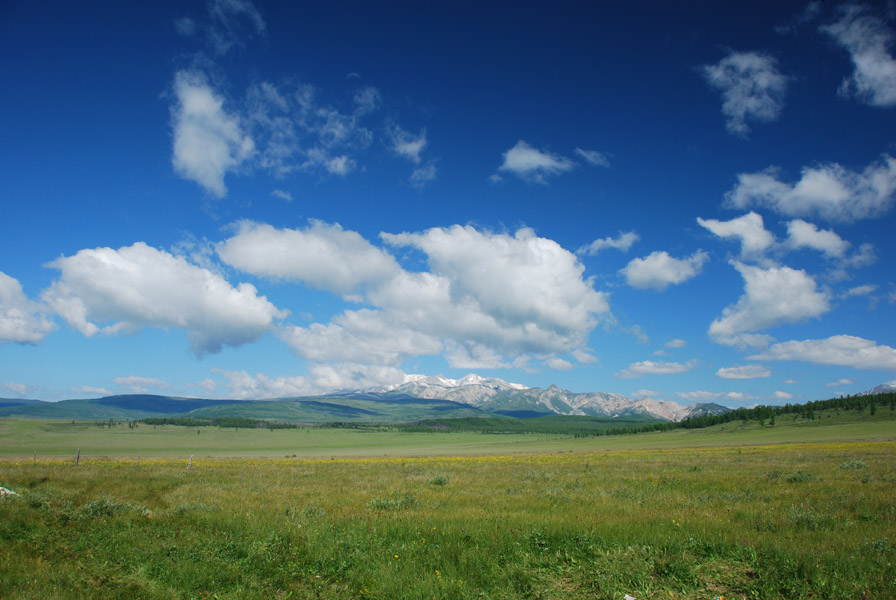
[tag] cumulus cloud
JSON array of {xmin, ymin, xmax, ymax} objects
[
  {"xmin": 171, "ymin": 70, "xmax": 255, "ymax": 197},
  {"xmin": 750, "ymin": 335, "xmax": 896, "ymax": 370},
  {"xmin": 283, "ymin": 225, "xmax": 611, "ymax": 368},
  {"xmin": 615, "ymin": 360, "xmax": 696, "ymax": 378},
  {"xmin": 546, "ymin": 357, "xmax": 573, "ymax": 370},
  {"xmin": 493, "ymin": 140, "xmax": 576, "ymax": 183},
  {"xmin": 621, "ymin": 250, "xmax": 708, "ymax": 290},
  {"xmin": 665, "ymin": 339, "xmax": 687, "ymax": 349},
  {"xmin": 574, "ymin": 148, "xmax": 610, "ymax": 167},
  {"xmin": 725, "ymin": 155, "xmax": 896, "ymax": 222},
  {"xmin": 43, "ymin": 242, "xmax": 287, "ymax": 356},
  {"xmin": 785, "ymin": 219, "xmax": 850, "ymax": 258},
  {"xmin": 826, "ymin": 378, "xmax": 855, "ymax": 387},
  {"xmin": 774, "ymin": 390, "xmax": 794, "ymax": 400},
  {"xmin": 701, "ymin": 50, "xmax": 789, "ymax": 136},
  {"xmin": 697, "ymin": 212, "xmax": 775, "ymax": 258},
  {"xmin": 709, "ymin": 261, "xmax": 829, "ymax": 347},
  {"xmin": 821, "ymin": 4, "xmax": 896, "ymax": 107},
  {"xmin": 716, "ymin": 364, "xmax": 771, "ymax": 379},
  {"xmin": 213, "ymin": 364, "xmax": 406, "ymax": 398},
  {"xmin": 383, "ymin": 226, "xmax": 610, "ymax": 340},
  {"xmin": 217, "ymin": 221, "xmax": 401, "ymax": 294},
  {"xmin": 577, "ymin": 231, "xmax": 639, "ymax": 256},
  {"xmin": 212, "ymin": 368, "xmax": 310, "ymax": 399},
  {"xmin": 113, "ymin": 376, "xmax": 168, "ymax": 394},
  {"xmin": 572, "ymin": 348, "xmax": 599, "ymax": 364},
  {"xmin": 0, "ymin": 272, "xmax": 55, "ymax": 344}
]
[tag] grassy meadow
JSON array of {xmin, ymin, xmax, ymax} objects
[{"xmin": 1, "ymin": 410, "xmax": 895, "ymax": 598}]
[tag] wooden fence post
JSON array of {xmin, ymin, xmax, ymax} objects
[
  {"xmin": 75, "ymin": 448, "xmax": 80, "ymax": 466},
  {"xmin": 187, "ymin": 455, "xmax": 193, "ymax": 470}
]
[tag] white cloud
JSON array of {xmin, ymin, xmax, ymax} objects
[
  {"xmin": 546, "ymin": 357, "xmax": 573, "ymax": 370},
  {"xmin": 282, "ymin": 310, "xmax": 442, "ymax": 366},
  {"xmin": 821, "ymin": 4, "xmax": 896, "ymax": 107},
  {"xmin": 725, "ymin": 155, "xmax": 896, "ymax": 222},
  {"xmin": 283, "ymin": 225, "xmax": 611, "ymax": 368},
  {"xmin": 716, "ymin": 364, "xmax": 771, "ymax": 379},
  {"xmin": 846, "ymin": 284, "xmax": 877, "ymax": 297},
  {"xmin": 271, "ymin": 189, "xmax": 292, "ymax": 202},
  {"xmin": 213, "ymin": 368, "xmax": 311, "ymax": 399},
  {"xmin": 217, "ymin": 220, "xmax": 401, "ymax": 294},
  {"xmin": 621, "ymin": 250, "xmax": 708, "ymax": 290},
  {"xmin": 0, "ymin": 271, "xmax": 55, "ymax": 344},
  {"xmin": 212, "ymin": 364, "xmax": 406, "ymax": 399},
  {"xmin": 826, "ymin": 378, "xmax": 855, "ymax": 387},
  {"xmin": 383, "ymin": 226, "xmax": 610, "ymax": 343},
  {"xmin": 677, "ymin": 390, "xmax": 755, "ymax": 403},
  {"xmin": 785, "ymin": 219, "xmax": 850, "ymax": 258},
  {"xmin": 616, "ymin": 360, "xmax": 696, "ymax": 379},
  {"xmin": 676, "ymin": 390, "xmax": 720, "ymax": 401},
  {"xmin": 1, "ymin": 382, "xmax": 27, "ymax": 397},
  {"xmin": 445, "ymin": 342, "xmax": 510, "ymax": 369},
  {"xmin": 701, "ymin": 50, "xmax": 789, "ymax": 136},
  {"xmin": 171, "ymin": 70, "xmax": 255, "ymax": 197},
  {"xmin": 353, "ymin": 86, "xmax": 381, "ymax": 115},
  {"xmin": 389, "ymin": 125, "xmax": 427, "ymax": 164},
  {"xmin": 665, "ymin": 339, "xmax": 687, "ymax": 349},
  {"xmin": 697, "ymin": 212, "xmax": 775, "ymax": 258},
  {"xmin": 245, "ymin": 80, "xmax": 373, "ymax": 180},
  {"xmin": 307, "ymin": 363, "xmax": 406, "ymax": 392},
  {"xmin": 574, "ymin": 148, "xmax": 610, "ymax": 167},
  {"xmin": 632, "ymin": 389, "xmax": 659, "ymax": 398},
  {"xmin": 709, "ymin": 261, "xmax": 830, "ymax": 347},
  {"xmin": 208, "ymin": 0, "xmax": 267, "ymax": 55},
  {"xmin": 749, "ymin": 335, "xmax": 896, "ymax": 370},
  {"xmin": 197, "ymin": 378, "xmax": 217, "ymax": 393},
  {"xmin": 113, "ymin": 376, "xmax": 168, "ymax": 394},
  {"xmin": 325, "ymin": 155, "xmax": 354, "ymax": 175},
  {"xmin": 494, "ymin": 140, "xmax": 575, "ymax": 183},
  {"xmin": 577, "ymin": 231, "xmax": 639, "ymax": 256},
  {"xmin": 410, "ymin": 162, "xmax": 438, "ymax": 188},
  {"xmin": 43, "ymin": 242, "xmax": 286, "ymax": 356},
  {"xmin": 73, "ymin": 386, "xmax": 113, "ymax": 396},
  {"xmin": 774, "ymin": 390, "xmax": 794, "ymax": 400},
  {"xmin": 572, "ymin": 348, "xmax": 598, "ymax": 364}
]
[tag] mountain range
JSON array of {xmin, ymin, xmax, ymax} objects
[{"xmin": 0, "ymin": 374, "xmax": 731, "ymax": 423}]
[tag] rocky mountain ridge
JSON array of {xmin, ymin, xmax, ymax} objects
[{"xmin": 371, "ymin": 374, "xmax": 729, "ymax": 422}]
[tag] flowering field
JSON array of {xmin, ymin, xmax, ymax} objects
[{"xmin": 1, "ymin": 440, "xmax": 894, "ymax": 599}]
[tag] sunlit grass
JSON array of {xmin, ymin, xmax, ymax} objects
[{"xmin": 1, "ymin": 441, "xmax": 894, "ymax": 598}]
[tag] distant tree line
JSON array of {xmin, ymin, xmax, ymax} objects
[
  {"xmin": 593, "ymin": 391, "xmax": 896, "ymax": 438},
  {"xmin": 141, "ymin": 417, "xmax": 297, "ymax": 430}
]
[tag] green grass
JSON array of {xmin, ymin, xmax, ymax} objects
[
  {"xmin": 0, "ymin": 409, "xmax": 894, "ymax": 598},
  {"xmin": 1, "ymin": 442, "xmax": 894, "ymax": 599},
  {"xmin": 1, "ymin": 407, "xmax": 894, "ymax": 460}
]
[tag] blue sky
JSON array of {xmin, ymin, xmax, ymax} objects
[{"xmin": 2, "ymin": 1, "xmax": 895, "ymax": 406}]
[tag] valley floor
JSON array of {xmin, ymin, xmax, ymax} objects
[{"xmin": 0, "ymin": 412, "xmax": 895, "ymax": 598}]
